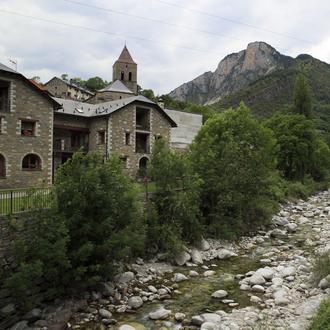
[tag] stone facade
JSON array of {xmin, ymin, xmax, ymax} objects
[
  {"xmin": 0, "ymin": 70, "xmax": 55, "ymax": 189},
  {"xmin": 44, "ymin": 77, "xmax": 93, "ymax": 101}
]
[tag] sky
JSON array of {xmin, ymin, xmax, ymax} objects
[{"xmin": 0, "ymin": 0, "xmax": 330, "ymax": 95}]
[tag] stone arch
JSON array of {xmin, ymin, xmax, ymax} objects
[
  {"xmin": 138, "ymin": 156, "xmax": 149, "ymax": 177},
  {"xmin": 120, "ymin": 71, "xmax": 125, "ymax": 80},
  {"xmin": 22, "ymin": 153, "xmax": 42, "ymax": 171},
  {"xmin": 0, "ymin": 153, "xmax": 6, "ymax": 177}
]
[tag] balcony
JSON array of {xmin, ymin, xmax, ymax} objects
[
  {"xmin": 136, "ymin": 107, "xmax": 150, "ymax": 131},
  {"xmin": 53, "ymin": 139, "xmax": 88, "ymax": 153}
]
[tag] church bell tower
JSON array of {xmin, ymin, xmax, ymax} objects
[{"xmin": 112, "ymin": 45, "xmax": 137, "ymax": 94}]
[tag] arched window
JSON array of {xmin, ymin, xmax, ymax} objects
[
  {"xmin": 128, "ymin": 72, "xmax": 132, "ymax": 81},
  {"xmin": 22, "ymin": 153, "xmax": 42, "ymax": 171},
  {"xmin": 120, "ymin": 71, "xmax": 125, "ymax": 80},
  {"xmin": 0, "ymin": 154, "xmax": 6, "ymax": 177}
]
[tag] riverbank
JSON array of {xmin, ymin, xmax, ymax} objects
[{"xmin": 6, "ymin": 190, "xmax": 330, "ymax": 330}]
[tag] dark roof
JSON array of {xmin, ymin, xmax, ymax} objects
[
  {"xmin": 53, "ymin": 95, "xmax": 177, "ymax": 127},
  {"xmin": 116, "ymin": 46, "xmax": 136, "ymax": 64},
  {"xmin": 0, "ymin": 62, "xmax": 61, "ymax": 108}
]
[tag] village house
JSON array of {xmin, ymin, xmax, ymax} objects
[
  {"xmin": 44, "ymin": 76, "xmax": 93, "ymax": 101},
  {"xmin": 0, "ymin": 46, "xmax": 202, "ymax": 188}
]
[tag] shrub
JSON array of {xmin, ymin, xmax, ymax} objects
[
  {"xmin": 54, "ymin": 152, "xmax": 145, "ymax": 285},
  {"xmin": 4, "ymin": 208, "xmax": 69, "ymax": 311},
  {"xmin": 146, "ymin": 139, "xmax": 203, "ymax": 255},
  {"xmin": 190, "ymin": 103, "xmax": 280, "ymax": 238},
  {"xmin": 307, "ymin": 297, "xmax": 330, "ymax": 330},
  {"xmin": 312, "ymin": 251, "xmax": 330, "ymax": 284}
]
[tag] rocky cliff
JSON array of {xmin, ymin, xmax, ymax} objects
[{"xmin": 169, "ymin": 41, "xmax": 294, "ymax": 104}]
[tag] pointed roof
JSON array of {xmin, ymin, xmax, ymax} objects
[
  {"xmin": 116, "ymin": 45, "xmax": 136, "ymax": 64},
  {"xmin": 98, "ymin": 79, "xmax": 134, "ymax": 94}
]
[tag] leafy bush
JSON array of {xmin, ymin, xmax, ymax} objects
[
  {"xmin": 190, "ymin": 103, "xmax": 280, "ymax": 238},
  {"xmin": 307, "ymin": 297, "xmax": 330, "ymax": 330},
  {"xmin": 54, "ymin": 152, "xmax": 145, "ymax": 285},
  {"xmin": 4, "ymin": 209, "xmax": 69, "ymax": 311},
  {"xmin": 146, "ymin": 139, "xmax": 202, "ymax": 255},
  {"xmin": 312, "ymin": 251, "xmax": 330, "ymax": 284}
]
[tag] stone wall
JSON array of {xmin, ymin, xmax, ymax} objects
[{"xmin": 0, "ymin": 72, "xmax": 54, "ymax": 189}]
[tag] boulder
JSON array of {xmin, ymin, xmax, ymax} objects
[
  {"xmin": 201, "ymin": 321, "xmax": 220, "ymax": 330},
  {"xmin": 175, "ymin": 251, "xmax": 191, "ymax": 266},
  {"xmin": 9, "ymin": 321, "xmax": 28, "ymax": 330},
  {"xmin": 248, "ymin": 273, "xmax": 266, "ymax": 285},
  {"xmin": 211, "ymin": 289, "xmax": 228, "ymax": 298},
  {"xmin": 318, "ymin": 275, "xmax": 330, "ymax": 289},
  {"xmin": 251, "ymin": 285, "xmax": 265, "ymax": 293},
  {"xmin": 217, "ymin": 249, "xmax": 238, "ymax": 260},
  {"xmin": 118, "ymin": 326, "xmax": 136, "ymax": 330},
  {"xmin": 189, "ymin": 270, "xmax": 199, "ymax": 277},
  {"xmin": 255, "ymin": 267, "xmax": 275, "ymax": 280},
  {"xmin": 199, "ymin": 238, "xmax": 210, "ymax": 251},
  {"xmin": 285, "ymin": 222, "xmax": 298, "ymax": 232},
  {"xmin": 203, "ymin": 270, "xmax": 216, "ymax": 277},
  {"xmin": 115, "ymin": 271, "xmax": 135, "ymax": 284},
  {"xmin": 191, "ymin": 249, "xmax": 203, "ymax": 264},
  {"xmin": 282, "ymin": 266, "xmax": 296, "ymax": 277},
  {"xmin": 274, "ymin": 289, "xmax": 289, "ymax": 305},
  {"xmin": 269, "ymin": 229, "xmax": 287, "ymax": 238},
  {"xmin": 148, "ymin": 285, "xmax": 158, "ymax": 293},
  {"xmin": 149, "ymin": 307, "xmax": 171, "ymax": 320},
  {"xmin": 99, "ymin": 308, "xmax": 112, "ymax": 319},
  {"xmin": 174, "ymin": 312, "xmax": 186, "ymax": 321},
  {"xmin": 127, "ymin": 296, "xmax": 143, "ymax": 309},
  {"xmin": 1, "ymin": 303, "xmax": 15, "ymax": 316},
  {"xmin": 173, "ymin": 273, "xmax": 188, "ymax": 282},
  {"xmin": 24, "ymin": 308, "xmax": 42, "ymax": 322}
]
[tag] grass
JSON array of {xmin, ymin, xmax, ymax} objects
[{"xmin": 307, "ymin": 296, "xmax": 330, "ymax": 330}]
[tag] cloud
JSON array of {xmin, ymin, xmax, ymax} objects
[{"xmin": 0, "ymin": 0, "xmax": 329, "ymax": 94}]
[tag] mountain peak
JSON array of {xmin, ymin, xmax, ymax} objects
[{"xmin": 169, "ymin": 42, "xmax": 293, "ymax": 104}]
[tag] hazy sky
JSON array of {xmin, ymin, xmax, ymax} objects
[{"xmin": 0, "ymin": 0, "xmax": 329, "ymax": 94}]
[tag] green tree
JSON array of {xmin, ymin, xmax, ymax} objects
[
  {"xmin": 293, "ymin": 74, "xmax": 312, "ymax": 118},
  {"xmin": 146, "ymin": 139, "xmax": 202, "ymax": 255},
  {"xmin": 140, "ymin": 88, "xmax": 157, "ymax": 101},
  {"xmin": 54, "ymin": 152, "xmax": 145, "ymax": 284},
  {"xmin": 61, "ymin": 73, "xmax": 68, "ymax": 81},
  {"xmin": 190, "ymin": 103, "xmax": 279, "ymax": 238},
  {"xmin": 265, "ymin": 113, "xmax": 330, "ymax": 181},
  {"xmin": 85, "ymin": 76, "xmax": 108, "ymax": 92}
]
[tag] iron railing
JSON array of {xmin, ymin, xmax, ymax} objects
[{"xmin": 0, "ymin": 187, "xmax": 52, "ymax": 216}]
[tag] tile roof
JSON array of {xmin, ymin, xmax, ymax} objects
[
  {"xmin": 53, "ymin": 95, "xmax": 177, "ymax": 126},
  {"xmin": 116, "ymin": 46, "xmax": 136, "ymax": 64},
  {"xmin": 98, "ymin": 79, "xmax": 134, "ymax": 94}
]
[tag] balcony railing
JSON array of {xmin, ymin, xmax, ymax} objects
[{"xmin": 53, "ymin": 140, "xmax": 88, "ymax": 153}]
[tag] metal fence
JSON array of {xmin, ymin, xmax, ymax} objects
[{"xmin": 0, "ymin": 187, "xmax": 52, "ymax": 216}]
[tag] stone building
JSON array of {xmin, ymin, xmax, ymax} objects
[
  {"xmin": 0, "ymin": 45, "xmax": 202, "ymax": 188},
  {"xmin": 0, "ymin": 63, "xmax": 59, "ymax": 189},
  {"xmin": 44, "ymin": 77, "xmax": 93, "ymax": 101}
]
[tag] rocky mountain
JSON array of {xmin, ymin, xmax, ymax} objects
[{"xmin": 169, "ymin": 41, "xmax": 295, "ymax": 104}]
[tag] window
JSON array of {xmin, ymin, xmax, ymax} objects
[
  {"xmin": 22, "ymin": 154, "xmax": 41, "ymax": 171},
  {"xmin": 0, "ymin": 80, "xmax": 10, "ymax": 112},
  {"xmin": 21, "ymin": 120, "xmax": 36, "ymax": 136},
  {"xmin": 0, "ymin": 154, "xmax": 6, "ymax": 178},
  {"xmin": 98, "ymin": 131, "xmax": 106, "ymax": 144},
  {"xmin": 125, "ymin": 132, "xmax": 130, "ymax": 145},
  {"xmin": 120, "ymin": 71, "xmax": 125, "ymax": 80},
  {"xmin": 0, "ymin": 117, "xmax": 3, "ymax": 134},
  {"xmin": 129, "ymin": 72, "xmax": 132, "ymax": 81}
]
